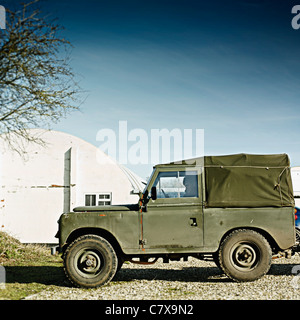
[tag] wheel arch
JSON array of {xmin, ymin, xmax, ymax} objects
[
  {"xmin": 218, "ymin": 227, "xmax": 279, "ymax": 253},
  {"xmin": 63, "ymin": 227, "xmax": 124, "ymax": 257}
]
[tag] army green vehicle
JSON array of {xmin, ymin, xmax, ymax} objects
[{"xmin": 56, "ymin": 153, "xmax": 297, "ymax": 288}]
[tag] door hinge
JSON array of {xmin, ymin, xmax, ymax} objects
[{"xmin": 139, "ymin": 239, "xmax": 147, "ymax": 246}]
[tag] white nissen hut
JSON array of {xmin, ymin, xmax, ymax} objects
[{"xmin": 0, "ymin": 129, "xmax": 144, "ymax": 244}]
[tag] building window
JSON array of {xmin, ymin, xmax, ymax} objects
[
  {"xmin": 98, "ymin": 193, "xmax": 111, "ymax": 206},
  {"xmin": 85, "ymin": 194, "xmax": 96, "ymax": 206},
  {"xmin": 85, "ymin": 193, "xmax": 112, "ymax": 206}
]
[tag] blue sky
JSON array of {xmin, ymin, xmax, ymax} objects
[{"xmin": 4, "ymin": 0, "xmax": 300, "ymax": 178}]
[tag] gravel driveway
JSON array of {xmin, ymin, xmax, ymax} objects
[{"xmin": 25, "ymin": 254, "xmax": 300, "ymax": 300}]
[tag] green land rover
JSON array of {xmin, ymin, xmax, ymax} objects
[{"xmin": 56, "ymin": 153, "xmax": 297, "ymax": 288}]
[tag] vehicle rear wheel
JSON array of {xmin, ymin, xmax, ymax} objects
[
  {"xmin": 63, "ymin": 235, "xmax": 118, "ymax": 288},
  {"xmin": 296, "ymin": 228, "xmax": 300, "ymax": 243},
  {"xmin": 219, "ymin": 229, "xmax": 272, "ymax": 282}
]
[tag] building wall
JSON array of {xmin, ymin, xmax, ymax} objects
[{"xmin": 0, "ymin": 129, "xmax": 143, "ymax": 243}]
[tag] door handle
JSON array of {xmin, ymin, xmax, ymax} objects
[{"xmin": 190, "ymin": 217, "xmax": 197, "ymax": 227}]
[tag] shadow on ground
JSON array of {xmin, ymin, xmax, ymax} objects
[
  {"xmin": 3, "ymin": 262, "xmax": 298, "ymax": 287},
  {"xmin": 5, "ymin": 266, "xmax": 66, "ymax": 286},
  {"xmin": 114, "ymin": 262, "xmax": 297, "ymax": 283}
]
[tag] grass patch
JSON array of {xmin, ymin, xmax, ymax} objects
[{"xmin": 0, "ymin": 232, "xmax": 65, "ymax": 300}]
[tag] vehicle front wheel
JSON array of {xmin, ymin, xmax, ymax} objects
[
  {"xmin": 219, "ymin": 229, "xmax": 272, "ymax": 282},
  {"xmin": 63, "ymin": 235, "xmax": 118, "ymax": 288}
]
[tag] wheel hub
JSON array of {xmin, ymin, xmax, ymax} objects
[
  {"xmin": 77, "ymin": 250, "xmax": 102, "ymax": 275},
  {"xmin": 232, "ymin": 243, "xmax": 258, "ymax": 270},
  {"xmin": 85, "ymin": 255, "xmax": 96, "ymax": 267}
]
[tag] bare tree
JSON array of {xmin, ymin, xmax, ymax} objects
[{"xmin": 0, "ymin": 0, "xmax": 81, "ymax": 152}]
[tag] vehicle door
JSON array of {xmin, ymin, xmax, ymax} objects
[{"xmin": 141, "ymin": 168, "xmax": 203, "ymax": 252}]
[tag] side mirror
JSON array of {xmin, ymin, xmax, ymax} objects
[{"xmin": 151, "ymin": 186, "xmax": 157, "ymax": 200}]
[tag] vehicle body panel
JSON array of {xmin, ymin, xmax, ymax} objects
[
  {"xmin": 58, "ymin": 205, "xmax": 295, "ymax": 255},
  {"xmin": 59, "ymin": 210, "xmax": 140, "ymax": 252},
  {"xmin": 203, "ymin": 206, "xmax": 295, "ymax": 251}
]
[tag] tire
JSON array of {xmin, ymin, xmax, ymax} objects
[
  {"xmin": 212, "ymin": 252, "xmax": 222, "ymax": 270},
  {"xmin": 116, "ymin": 256, "xmax": 124, "ymax": 272},
  {"xmin": 63, "ymin": 235, "xmax": 118, "ymax": 288},
  {"xmin": 219, "ymin": 229, "xmax": 272, "ymax": 282},
  {"xmin": 296, "ymin": 228, "xmax": 300, "ymax": 243}
]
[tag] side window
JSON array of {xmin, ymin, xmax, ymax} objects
[
  {"xmin": 153, "ymin": 171, "xmax": 181, "ymax": 198},
  {"xmin": 182, "ymin": 172, "xmax": 198, "ymax": 197},
  {"xmin": 152, "ymin": 171, "xmax": 198, "ymax": 198}
]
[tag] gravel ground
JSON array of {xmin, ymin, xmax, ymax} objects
[{"xmin": 25, "ymin": 254, "xmax": 300, "ymax": 300}]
